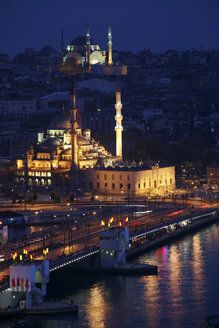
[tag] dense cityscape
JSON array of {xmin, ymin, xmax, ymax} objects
[{"xmin": 0, "ymin": 1, "xmax": 219, "ymax": 327}]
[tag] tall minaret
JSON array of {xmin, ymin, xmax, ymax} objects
[
  {"xmin": 115, "ymin": 78, "xmax": 123, "ymax": 159},
  {"xmin": 86, "ymin": 24, "xmax": 91, "ymax": 64},
  {"xmin": 108, "ymin": 25, "xmax": 113, "ymax": 65},
  {"xmin": 61, "ymin": 28, "xmax": 64, "ymax": 54},
  {"xmin": 69, "ymin": 83, "xmax": 78, "ymax": 170},
  {"xmin": 60, "ymin": 28, "xmax": 64, "ymax": 57}
]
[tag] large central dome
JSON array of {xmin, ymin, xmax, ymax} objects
[
  {"xmin": 48, "ymin": 115, "xmax": 71, "ymax": 130},
  {"xmin": 70, "ymin": 35, "xmax": 96, "ymax": 46}
]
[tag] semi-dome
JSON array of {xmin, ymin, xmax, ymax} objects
[
  {"xmin": 78, "ymin": 135, "xmax": 91, "ymax": 146},
  {"xmin": 41, "ymin": 137, "xmax": 61, "ymax": 147},
  {"xmin": 70, "ymin": 35, "xmax": 96, "ymax": 46},
  {"xmin": 48, "ymin": 115, "xmax": 71, "ymax": 130},
  {"xmin": 64, "ymin": 51, "xmax": 82, "ymax": 66},
  {"xmin": 90, "ymin": 51, "xmax": 104, "ymax": 65}
]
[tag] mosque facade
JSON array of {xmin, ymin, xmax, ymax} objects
[
  {"xmin": 16, "ymin": 82, "xmax": 175, "ymax": 197},
  {"xmin": 60, "ymin": 25, "xmax": 127, "ymax": 75}
]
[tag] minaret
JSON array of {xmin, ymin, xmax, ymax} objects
[
  {"xmin": 114, "ymin": 78, "xmax": 123, "ymax": 159},
  {"xmin": 86, "ymin": 24, "xmax": 91, "ymax": 64},
  {"xmin": 61, "ymin": 28, "xmax": 64, "ymax": 54},
  {"xmin": 69, "ymin": 83, "xmax": 78, "ymax": 170},
  {"xmin": 108, "ymin": 25, "xmax": 113, "ymax": 65}
]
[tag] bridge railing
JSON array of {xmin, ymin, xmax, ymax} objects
[{"xmin": 50, "ymin": 246, "xmax": 99, "ymax": 272}]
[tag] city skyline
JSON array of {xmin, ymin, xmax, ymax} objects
[{"xmin": 1, "ymin": 0, "xmax": 219, "ymax": 58}]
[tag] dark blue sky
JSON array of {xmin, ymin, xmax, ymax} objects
[{"xmin": 1, "ymin": 0, "xmax": 219, "ymax": 58}]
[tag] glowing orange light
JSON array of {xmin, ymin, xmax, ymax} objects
[{"xmin": 166, "ymin": 210, "xmax": 183, "ymax": 217}]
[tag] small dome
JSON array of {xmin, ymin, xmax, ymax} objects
[
  {"xmin": 40, "ymin": 45, "xmax": 57, "ymax": 56},
  {"xmin": 48, "ymin": 115, "xmax": 71, "ymax": 130},
  {"xmin": 41, "ymin": 137, "xmax": 61, "ymax": 147},
  {"xmin": 78, "ymin": 135, "xmax": 90, "ymax": 146}
]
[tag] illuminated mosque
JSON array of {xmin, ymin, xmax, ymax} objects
[
  {"xmin": 16, "ymin": 82, "xmax": 175, "ymax": 197},
  {"xmin": 59, "ymin": 25, "xmax": 127, "ymax": 75}
]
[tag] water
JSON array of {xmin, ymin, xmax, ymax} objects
[{"xmin": 3, "ymin": 222, "xmax": 219, "ymax": 327}]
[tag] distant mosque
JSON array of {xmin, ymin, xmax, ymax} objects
[
  {"xmin": 59, "ymin": 25, "xmax": 127, "ymax": 76},
  {"xmin": 16, "ymin": 81, "xmax": 175, "ymax": 197}
]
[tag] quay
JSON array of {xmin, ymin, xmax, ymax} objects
[
  {"xmin": 66, "ymin": 263, "xmax": 157, "ymax": 275},
  {"xmin": 0, "ymin": 301, "xmax": 78, "ymax": 317}
]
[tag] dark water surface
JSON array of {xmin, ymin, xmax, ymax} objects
[{"xmin": 3, "ymin": 222, "xmax": 219, "ymax": 328}]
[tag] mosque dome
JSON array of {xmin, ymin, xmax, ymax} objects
[
  {"xmin": 48, "ymin": 115, "xmax": 71, "ymax": 130},
  {"xmin": 41, "ymin": 137, "xmax": 61, "ymax": 148},
  {"xmin": 64, "ymin": 51, "xmax": 82, "ymax": 66},
  {"xmin": 70, "ymin": 35, "xmax": 96, "ymax": 46},
  {"xmin": 40, "ymin": 45, "xmax": 57, "ymax": 56}
]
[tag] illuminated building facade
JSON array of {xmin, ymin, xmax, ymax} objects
[
  {"xmin": 16, "ymin": 83, "xmax": 175, "ymax": 196},
  {"xmin": 15, "ymin": 86, "xmax": 116, "ymax": 187}
]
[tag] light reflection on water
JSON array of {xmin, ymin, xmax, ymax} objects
[
  {"xmin": 2, "ymin": 223, "xmax": 219, "ymax": 328},
  {"xmin": 85, "ymin": 284, "xmax": 108, "ymax": 328}
]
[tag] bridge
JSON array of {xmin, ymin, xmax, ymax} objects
[
  {"xmin": 0, "ymin": 208, "xmax": 218, "ymax": 293},
  {"xmin": 50, "ymin": 246, "xmax": 99, "ymax": 273}
]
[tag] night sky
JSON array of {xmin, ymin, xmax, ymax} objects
[{"xmin": 1, "ymin": 0, "xmax": 219, "ymax": 58}]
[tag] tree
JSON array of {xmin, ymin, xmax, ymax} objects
[
  {"xmin": 69, "ymin": 192, "xmax": 74, "ymax": 202},
  {"xmin": 32, "ymin": 192, "xmax": 38, "ymax": 201},
  {"xmin": 50, "ymin": 190, "xmax": 60, "ymax": 203},
  {"xmin": 50, "ymin": 191, "xmax": 57, "ymax": 201},
  {"xmin": 55, "ymin": 194, "xmax": 61, "ymax": 203},
  {"xmin": 27, "ymin": 191, "xmax": 38, "ymax": 203}
]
